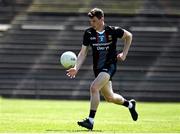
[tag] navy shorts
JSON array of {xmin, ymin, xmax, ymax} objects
[{"xmin": 93, "ymin": 63, "xmax": 117, "ymax": 80}]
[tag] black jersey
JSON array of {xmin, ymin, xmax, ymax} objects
[{"xmin": 83, "ymin": 25, "xmax": 124, "ymax": 70}]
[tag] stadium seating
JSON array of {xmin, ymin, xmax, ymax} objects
[{"xmin": 0, "ymin": 0, "xmax": 180, "ymax": 101}]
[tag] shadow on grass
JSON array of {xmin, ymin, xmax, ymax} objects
[{"xmin": 46, "ymin": 129, "xmax": 103, "ymax": 133}]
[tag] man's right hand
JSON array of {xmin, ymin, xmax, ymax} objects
[{"xmin": 66, "ymin": 68, "xmax": 78, "ymax": 78}]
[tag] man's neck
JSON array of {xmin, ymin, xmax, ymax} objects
[{"xmin": 96, "ymin": 22, "xmax": 105, "ymax": 32}]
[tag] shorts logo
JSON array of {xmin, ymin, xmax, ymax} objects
[
  {"xmin": 102, "ymin": 68, "xmax": 108, "ymax": 71},
  {"xmin": 90, "ymin": 37, "xmax": 96, "ymax": 40}
]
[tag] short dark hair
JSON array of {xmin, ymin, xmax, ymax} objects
[{"xmin": 88, "ymin": 8, "xmax": 104, "ymax": 19}]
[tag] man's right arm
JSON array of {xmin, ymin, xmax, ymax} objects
[{"xmin": 66, "ymin": 45, "xmax": 88, "ymax": 78}]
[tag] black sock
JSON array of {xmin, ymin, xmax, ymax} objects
[
  {"xmin": 122, "ymin": 99, "xmax": 129, "ymax": 107},
  {"xmin": 89, "ymin": 110, "xmax": 96, "ymax": 118}
]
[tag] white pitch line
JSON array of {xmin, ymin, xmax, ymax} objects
[{"xmin": 0, "ymin": 130, "xmax": 180, "ymax": 134}]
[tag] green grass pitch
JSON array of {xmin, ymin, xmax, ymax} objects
[{"xmin": 0, "ymin": 98, "xmax": 180, "ymax": 133}]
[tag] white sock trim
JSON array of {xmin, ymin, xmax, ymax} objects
[
  {"xmin": 128, "ymin": 101, "xmax": 133, "ymax": 109},
  {"xmin": 88, "ymin": 117, "xmax": 94, "ymax": 124}
]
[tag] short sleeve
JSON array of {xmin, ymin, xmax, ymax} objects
[
  {"xmin": 114, "ymin": 27, "xmax": 124, "ymax": 38},
  {"xmin": 83, "ymin": 30, "xmax": 90, "ymax": 46}
]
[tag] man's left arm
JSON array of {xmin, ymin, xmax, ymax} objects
[{"xmin": 117, "ymin": 29, "xmax": 133, "ymax": 61}]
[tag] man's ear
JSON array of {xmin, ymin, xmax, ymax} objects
[{"xmin": 101, "ymin": 17, "xmax": 104, "ymax": 21}]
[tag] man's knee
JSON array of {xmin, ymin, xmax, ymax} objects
[
  {"xmin": 104, "ymin": 95, "xmax": 114, "ymax": 102},
  {"xmin": 90, "ymin": 84, "xmax": 98, "ymax": 94}
]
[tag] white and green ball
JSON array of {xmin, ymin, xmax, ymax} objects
[{"xmin": 60, "ymin": 51, "xmax": 77, "ymax": 69}]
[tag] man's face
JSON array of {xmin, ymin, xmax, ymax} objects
[{"xmin": 89, "ymin": 16, "xmax": 103, "ymax": 30}]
